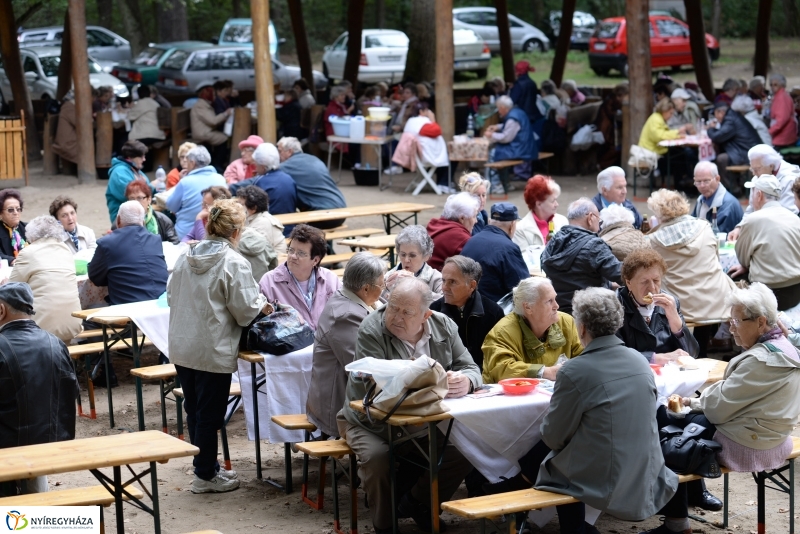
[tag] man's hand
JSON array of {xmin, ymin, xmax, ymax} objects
[
  {"xmin": 727, "ymin": 227, "xmax": 741, "ymax": 241},
  {"xmin": 542, "ymin": 364, "xmax": 562, "ymax": 381},
  {"xmin": 445, "ymin": 371, "xmax": 471, "ymax": 398},
  {"xmin": 727, "ymin": 265, "xmax": 748, "ymax": 279},
  {"xmin": 384, "ymin": 269, "xmax": 413, "ymax": 291}
]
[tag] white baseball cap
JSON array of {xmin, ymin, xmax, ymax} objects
[
  {"xmin": 671, "ymin": 88, "xmax": 691, "ymax": 100},
  {"xmin": 744, "ymin": 174, "xmax": 782, "ymax": 198}
]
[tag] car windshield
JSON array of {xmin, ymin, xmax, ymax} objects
[
  {"xmin": 221, "ymin": 25, "xmax": 252, "ymax": 43},
  {"xmin": 594, "ymin": 22, "xmax": 621, "ymax": 39},
  {"xmin": 39, "ymin": 56, "xmax": 101, "ymax": 77},
  {"xmin": 365, "ymin": 34, "xmax": 408, "ymax": 48},
  {"xmin": 134, "ymin": 47, "xmax": 166, "ymax": 66},
  {"xmin": 453, "ymin": 29, "xmax": 479, "ymax": 45},
  {"xmin": 163, "ymin": 50, "xmax": 189, "ymax": 70}
]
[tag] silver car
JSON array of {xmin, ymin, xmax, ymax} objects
[
  {"xmin": 453, "ymin": 7, "xmax": 550, "ymax": 53},
  {"xmin": 0, "ymin": 46, "xmax": 129, "ymax": 104},
  {"xmin": 154, "ymin": 45, "xmax": 327, "ymax": 96},
  {"xmin": 17, "ymin": 25, "xmax": 132, "ymax": 68}
]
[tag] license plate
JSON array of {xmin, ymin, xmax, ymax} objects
[
  {"xmin": 455, "ymin": 61, "xmax": 479, "ymax": 69},
  {"xmin": 594, "ymin": 42, "xmax": 607, "ymax": 51},
  {"xmin": 378, "ymin": 55, "xmax": 401, "ymax": 62},
  {"xmin": 117, "ymin": 71, "xmax": 128, "ymax": 79},
  {"xmin": 164, "ymin": 79, "xmax": 175, "ymax": 86}
]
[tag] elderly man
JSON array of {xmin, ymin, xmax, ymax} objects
[
  {"xmin": 0, "ymin": 282, "xmax": 78, "ymax": 497},
  {"xmin": 541, "ymin": 198, "xmax": 622, "ymax": 314},
  {"xmin": 461, "ymin": 202, "xmax": 530, "ymax": 302},
  {"xmin": 591, "ymin": 166, "xmax": 643, "ymax": 229},
  {"xmin": 189, "ymin": 84, "xmax": 234, "ymax": 171},
  {"xmin": 484, "ymin": 95, "xmax": 534, "ymax": 194},
  {"xmin": 338, "ymin": 277, "xmax": 480, "ymax": 534},
  {"xmin": 667, "ymin": 88, "xmax": 701, "ymax": 129},
  {"xmin": 166, "ymin": 146, "xmax": 226, "ymax": 239},
  {"xmin": 768, "ymin": 73, "xmax": 798, "ymax": 149},
  {"xmin": 690, "ymin": 161, "xmax": 743, "ymax": 234},
  {"xmin": 706, "ymin": 102, "xmax": 762, "ymax": 194},
  {"xmin": 731, "ymin": 175, "xmax": 800, "ymax": 310},
  {"xmin": 430, "ymin": 255, "xmax": 504, "ymax": 370}
]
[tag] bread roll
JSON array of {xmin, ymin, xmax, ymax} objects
[{"xmin": 668, "ymin": 394, "xmax": 682, "ymax": 413}]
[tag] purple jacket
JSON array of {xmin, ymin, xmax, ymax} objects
[{"xmin": 258, "ymin": 263, "xmax": 341, "ymax": 330}]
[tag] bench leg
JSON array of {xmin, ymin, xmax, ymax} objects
[
  {"xmin": 159, "ymin": 379, "xmax": 168, "ymax": 434},
  {"xmin": 251, "ymin": 362, "xmax": 262, "ymax": 480},
  {"xmin": 332, "ymin": 456, "xmax": 342, "ymax": 533},
  {"xmin": 349, "ymin": 453, "xmax": 358, "ymax": 534},
  {"xmin": 102, "ymin": 325, "xmax": 115, "ymax": 429},
  {"xmin": 790, "ymin": 459, "xmax": 795, "ymax": 534},
  {"xmin": 503, "ymin": 513, "xmax": 516, "ymax": 534},
  {"xmin": 302, "ymin": 455, "xmax": 327, "ymax": 510},
  {"xmin": 131, "ymin": 324, "xmax": 145, "ymax": 432},
  {"xmin": 723, "ymin": 472, "xmax": 729, "ymax": 528},
  {"xmin": 72, "ymin": 359, "xmax": 84, "ymax": 417},
  {"xmin": 286, "ymin": 442, "xmax": 294, "ymax": 494},
  {"xmin": 174, "ymin": 375, "xmax": 184, "ymax": 440},
  {"xmin": 150, "ymin": 461, "xmax": 162, "ymax": 534},
  {"xmin": 220, "ymin": 425, "xmax": 231, "ymax": 471}
]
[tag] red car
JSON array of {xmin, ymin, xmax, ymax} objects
[{"xmin": 589, "ymin": 15, "xmax": 720, "ymax": 77}]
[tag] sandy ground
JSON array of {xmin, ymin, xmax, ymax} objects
[{"xmin": 10, "ymin": 162, "xmax": 800, "ymax": 534}]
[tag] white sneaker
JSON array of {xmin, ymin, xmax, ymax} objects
[
  {"xmin": 491, "ymin": 185, "xmax": 506, "ymax": 195},
  {"xmin": 217, "ymin": 467, "xmax": 238, "ymax": 479},
  {"xmin": 191, "ymin": 474, "xmax": 240, "ymax": 493}
]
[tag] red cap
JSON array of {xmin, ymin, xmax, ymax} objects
[
  {"xmin": 238, "ymin": 135, "xmax": 264, "ymax": 150},
  {"xmin": 515, "ymin": 60, "xmax": 535, "ymax": 76}
]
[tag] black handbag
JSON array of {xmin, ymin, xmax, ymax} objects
[
  {"xmin": 245, "ymin": 304, "xmax": 314, "ymax": 355},
  {"xmin": 660, "ymin": 423, "xmax": 723, "ymax": 478}
]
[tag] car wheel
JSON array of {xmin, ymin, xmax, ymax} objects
[
  {"xmin": 322, "ymin": 63, "xmax": 331, "ymax": 84},
  {"xmin": 591, "ymin": 67, "xmax": 609, "ymax": 76},
  {"xmin": 622, "ymin": 62, "xmax": 629, "ymax": 78},
  {"xmin": 523, "ymin": 39, "xmax": 545, "ymax": 53},
  {"xmin": 475, "ymin": 68, "xmax": 488, "ymax": 78}
]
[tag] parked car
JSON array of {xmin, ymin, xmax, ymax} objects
[
  {"xmin": 17, "ymin": 25, "xmax": 132, "ymax": 67},
  {"xmin": 452, "ymin": 7, "xmax": 550, "ymax": 52},
  {"xmin": 589, "ymin": 15, "xmax": 720, "ymax": 77},
  {"xmin": 0, "ymin": 46, "xmax": 129, "ymax": 104},
  {"xmin": 111, "ymin": 41, "xmax": 209, "ymax": 87},
  {"xmin": 154, "ymin": 45, "xmax": 327, "ymax": 96},
  {"xmin": 549, "ymin": 10, "xmax": 596, "ymax": 50},
  {"xmin": 322, "ymin": 28, "xmax": 491, "ymax": 83},
  {"xmin": 215, "ymin": 19, "xmax": 283, "ymax": 59}
]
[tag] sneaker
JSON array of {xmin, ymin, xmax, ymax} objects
[
  {"xmin": 490, "ymin": 185, "xmax": 506, "ymax": 195},
  {"xmin": 217, "ymin": 467, "xmax": 238, "ymax": 480},
  {"xmin": 481, "ymin": 473, "xmax": 531, "ymax": 495},
  {"xmin": 191, "ymin": 474, "xmax": 240, "ymax": 493}
]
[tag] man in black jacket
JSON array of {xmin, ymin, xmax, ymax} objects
[
  {"xmin": 707, "ymin": 102, "xmax": 763, "ymax": 194},
  {"xmin": 0, "ymin": 282, "xmax": 78, "ymax": 496}
]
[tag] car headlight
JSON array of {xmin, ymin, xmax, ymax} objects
[{"xmin": 114, "ymin": 84, "xmax": 129, "ymax": 98}]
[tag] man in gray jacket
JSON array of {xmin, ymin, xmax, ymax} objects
[{"xmin": 338, "ymin": 277, "xmax": 481, "ymax": 534}]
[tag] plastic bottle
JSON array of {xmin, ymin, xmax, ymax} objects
[
  {"xmin": 154, "ymin": 165, "xmax": 166, "ymax": 193},
  {"xmin": 547, "ymin": 220, "xmax": 555, "ymax": 242},
  {"xmin": 466, "ymin": 114, "xmax": 475, "ymax": 138},
  {"xmin": 711, "ymin": 206, "xmax": 720, "ymax": 234}
]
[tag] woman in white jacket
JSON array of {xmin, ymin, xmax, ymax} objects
[
  {"xmin": 513, "ymin": 174, "xmax": 568, "ymax": 249},
  {"xmin": 732, "ymin": 95, "xmax": 772, "ymax": 146}
]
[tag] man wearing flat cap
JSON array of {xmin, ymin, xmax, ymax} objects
[
  {"xmin": 461, "ymin": 202, "xmax": 530, "ymax": 302},
  {"xmin": 0, "ymin": 282, "xmax": 78, "ymax": 496}
]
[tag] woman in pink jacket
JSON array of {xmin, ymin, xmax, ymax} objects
[
  {"xmin": 768, "ymin": 74, "xmax": 798, "ymax": 149},
  {"xmin": 258, "ymin": 224, "xmax": 341, "ymax": 330},
  {"xmin": 224, "ymin": 135, "xmax": 263, "ymax": 184}
]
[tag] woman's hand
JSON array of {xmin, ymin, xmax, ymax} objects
[
  {"xmin": 261, "ymin": 302, "xmax": 275, "ymax": 315},
  {"xmin": 542, "ymin": 364, "xmax": 562, "ymax": 381},
  {"xmin": 652, "ymin": 293, "xmax": 684, "ymax": 333},
  {"xmin": 653, "ymin": 349, "xmax": 689, "ymax": 366},
  {"xmin": 384, "ymin": 269, "xmax": 413, "ymax": 291},
  {"xmin": 196, "ymin": 208, "xmax": 208, "ymax": 221}
]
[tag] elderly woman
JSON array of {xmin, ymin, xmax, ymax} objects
[
  {"xmin": 639, "ymin": 98, "xmax": 695, "ymax": 184},
  {"xmin": 243, "ymin": 143, "xmax": 298, "ymax": 229},
  {"xmin": 646, "ymin": 283, "xmax": 800, "ymax": 534},
  {"xmin": 384, "ymin": 225, "xmax": 442, "ymax": 298},
  {"xmin": 459, "ymin": 172, "xmax": 490, "ymax": 235},
  {"xmin": 561, "ymin": 79, "xmax": 585, "ymax": 105},
  {"xmin": 768, "ymin": 73, "xmax": 797, "ymax": 149},
  {"xmin": 0, "ymin": 189, "xmax": 26, "ymax": 265},
  {"xmin": 616, "ymin": 248, "xmax": 699, "ymax": 365},
  {"xmin": 731, "ymin": 95, "xmax": 772, "ymax": 146},
  {"xmin": 513, "ymin": 175, "xmax": 568, "ymax": 249},
  {"xmin": 235, "ymin": 186, "xmax": 287, "ymax": 254},
  {"xmin": 49, "ymin": 196, "xmax": 96, "ymax": 253},
  {"xmin": 258, "ymin": 224, "xmax": 341, "ymax": 330},
  {"xmin": 8, "ymin": 215, "xmax": 82, "ymax": 342},
  {"xmin": 324, "ymin": 85, "xmax": 353, "ymax": 139},
  {"xmin": 166, "ymin": 141, "xmax": 197, "ymax": 190},
  {"xmin": 485, "ymin": 288, "xmax": 677, "ymax": 534},
  {"xmin": 106, "ymin": 140, "xmax": 151, "ymax": 223},
  {"xmin": 591, "ymin": 166, "xmax": 643, "ymax": 228},
  {"xmin": 183, "ymin": 186, "xmax": 231, "ymax": 243},
  {"xmin": 125, "ymin": 180, "xmax": 179, "ymax": 244},
  {"xmin": 169, "ymin": 199, "xmax": 272, "ymax": 493},
  {"xmin": 426, "ymin": 192, "xmax": 479, "ymax": 271},
  {"xmin": 482, "ymin": 277, "xmax": 582, "ymax": 384},
  {"xmin": 166, "ymin": 146, "xmax": 227, "ymax": 239},
  {"xmin": 224, "ymin": 135, "xmax": 263, "ymax": 184},
  {"xmin": 599, "ymin": 204, "xmax": 649, "ymax": 261},
  {"xmin": 306, "ymin": 252, "xmax": 386, "ymax": 438}
]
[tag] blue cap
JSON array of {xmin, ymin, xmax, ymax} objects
[{"xmin": 490, "ymin": 202, "xmax": 520, "ymax": 222}]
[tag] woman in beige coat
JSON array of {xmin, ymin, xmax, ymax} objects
[
  {"xmin": 599, "ymin": 203, "xmax": 650, "ymax": 261},
  {"xmin": 8, "ymin": 215, "xmax": 82, "ymax": 342}
]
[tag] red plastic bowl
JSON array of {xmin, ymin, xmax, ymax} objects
[
  {"xmin": 650, "ymin": 364, "xmax": 662, "ymax": 375},
  {"xmin": 499, "ymin": 378, "xmax": 539, "ymax": 395}
]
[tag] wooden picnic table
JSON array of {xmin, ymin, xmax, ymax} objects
[
  {"xmin": 338, "ymin": 234, "xmax": 399, "ymax": 265},
  {"xmin": 273, "ymin": 202, "xmax": 435, "ymax": 234},
  {"xmin": 0, "ymin": 431, "xmax": 197, "ymax": 534}
]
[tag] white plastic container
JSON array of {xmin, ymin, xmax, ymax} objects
[
  {"xmin": 329, "ymin": 116, "xmax": 350, "ymax": 137},
  {"xmin": 368, "ymin": 106, "xmax": 391, "ymax": 120},
  {"xmin": 350, "ymin": 116, "xmax": 366, "ymax": 140}
]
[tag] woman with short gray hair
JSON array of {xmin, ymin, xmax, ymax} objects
[
  {"xmin": 324, "ymin": 84, "xmax": 354, "ymax": 139},
  {"xmin": 384, "ymin": 225, "xmax": 442, "ymax": 298},
  {"xmin": 598, "ymin": 203, "xmax": 650, "ymax": 261},
  {"xmin": 767, "ymin": 73, "xmax": 797, "ymax": 149},
  {"xmin": 8, "ymin": 216, "xmax": 82, "ymax": 342},
  {"xmin": 166, "ymin": 143, "xmax": 227, "ymax": 239},
  {"xmin": 307, "ymin": 252, "xmax": 387, "ymax": 437},
  {"xmin": 426, "ymin": 193, "xmax": 479, "ymax": 270}
]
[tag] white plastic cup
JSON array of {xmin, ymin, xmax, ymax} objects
[{"xmin": 717, "ymin": 232, "xmax": 727, "ymax": 247}]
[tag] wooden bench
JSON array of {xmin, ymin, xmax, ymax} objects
[
  {"xmin": 74, "ymin": 328, "xmax": 104, "ymax": 339},
  {"xmin": 296, "ymin": 440, "xmax": 358, "ymax": 534},
  {"xmin": 130, "ymin": 364, "xmax": 181, "ymax": 437},
  {"xmin": 324, "ymin": 227, "xmax": 385, "ymax": 241},
  {"xmin": 726, "ymin": 164, "xmax": 751, "ymax": 189},
  {"xmin": 181, "ymin": 531, "xmax": 224, "ymax": 534},
  {"xmin": 278, "ymin": 249, "xmax": 389, "ymax": 268},
  {"xmin": 0, "ymin": 484, "xmax": 144, "ymax": 507},
  {"xmin": 270, "ymin": 414, "xmax": 318, "ymax": 496},
  {"xmin": 485, "ymin": 160, "xmax": 523, "ymax": 199}
]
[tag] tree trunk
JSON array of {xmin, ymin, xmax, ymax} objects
[
  {"xmin": 96, "ymin": 0, "xmax": 112, "ymax": 28},
  {"xmin": 684, "ymin": 0, "xmax": 714, "ymax": 102},
  {"xmin": 549, "ymin": 0, "xmax": 575, "ymax": 87},
  {"xmin": 375, "ymin": 0, "xmax": 385, "ymax": 28},
  {"xmin": 57, "ymin": 10, "xmax": 72, "ymax": 101},
  {"xmin": 782, "ymin": 0, "xmax": 799, "ymax": 37},
  {"xmin": 495, "ymin": 0, "xmax": 515, "ymax": 84},
  {"xmin": 251, "ymin": 0, "xmax": 276, "ymax": 143},
  {"xmin": 287, "ymin": 0, "xmax": 314, "ymax": 100},
  {"xmin": 754, "ymin": 0, "xmax": 772, "ymax": 76},
  {"xmin": 115, "ymin": 0, "xmax": 149, "ymax": 57},
  {"xmin": 343, "ymin": 0, "xmax": 366, "ymax": 86},
  {"xmin": 0, "ymin": 0, "xmax": 42, "ymax": 160},
  {"xmin": 625, "ymin": 0, "xmax": 651, "ymax": 176},
  {"xmin": 157, "ymin": 0, "xmax": 189, "ymax": 43},
  {"xmin": 232, "ymin": 0, "xmax": 241, "ymax": 18},
  {"xmin": 404, "ymin": 0, "xmax": 436, "ymax": 83},
  {"xmin": 435, "ymin": 0, "xmax": 454, "ymax": 141},
  {"xmin": 531, "ymin": 0, "xmax": 545, "ymax": 28},
  {"xmin": 68, "ymin": 0, "xmax": 96, "ymax": 182},
  {"xmin": 711, "ymin": 0, "xmax": 721, "ymax": 39}
]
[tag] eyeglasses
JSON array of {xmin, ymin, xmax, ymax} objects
[
  {"xmin": 693, "ymin": 179, "xmax": 714, "ymax": 186},
  {"xmin": 370, "ymin": 281, "xmax": 387, "ymax": 291},
  {"xmin": 286, "ymin": 247, "xmax": 310, "ymax": 259},
  {"xmin": 3, "ymin": 208, "xmax": 22, "ymax": 214},
  {"xmin": 128, "ymin": 196, "xmax": 149, "ymax": 202},
  {"xmin": 729, "ymin": 317, "xmax": 754, "ymax": 327}
]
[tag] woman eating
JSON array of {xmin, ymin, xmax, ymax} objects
[
  {"xmin": 513, "ymin": 175, "xmax": 568, "ymax": 249},
  {"xmin": 384, "ymin": 225, "xmax": 442, "ymax": 298},
  {"xmin": 182, "ymin": 186, "xmax": 232, "ymax": 243}
]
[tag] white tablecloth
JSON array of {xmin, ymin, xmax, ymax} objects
[
  {"xmin": 85, "ymin": 299, "xmax": 171, "ymax": 356},
  {"xmin": 238, "ymin": 345, "xmax": 314, "ymax": 444}
]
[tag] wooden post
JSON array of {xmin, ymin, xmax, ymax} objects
[
  {"xmin": 495, "ymin": 0, "xmax": 515, "ymax": 84},
  {"xmin": 94, "ymin": 112, "xmax": 113, "ymax": 168},
  {"xmin": 684, "ymin": 0, "xmax": 714, "ymax": 102},
  {"xmin": 287, "ymin": 1, "xmax": 315, "ymax": 100},
  {"xmin": 754, "ymin": 0, "xmax": 772, "ymax": 76},
  {"xmin": 230, "ymin": 107, "xmax": 253, "ymax": 162},
  {"xmin": 435, "ymin": 0, "xmax": 454, "ymax": 141},
  {"xmin": 549, "ymin": 0, "xmax": 575, "ymax": 87},
  {"xmin": 68, "ymin": 0, "xmax": 96, "ymax": 182},
  {"xmin": 57, "ymin": 10, "xmax": 73, "ymax": 101},
  {"xmin": 625, "ymin": 0, "xmax": 652, "ymax": 179},
  {"xmin": 251, "ymin": 0, "xmax": 276, "ymax": 143},
  {"xmin": 343, "ymin": 0, "xmax": 366, "ymax": 86}
]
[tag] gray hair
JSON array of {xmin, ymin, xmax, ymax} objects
[
  {"xmin": 749, "ymin": 76, "xmax": 765, "ymax": 91},
  {"xmin": 572, "ymin": 287, "xmax": 625, "ymax": 338},
  {"xmin": 599, "ymin": 203, "xmax": 634, "ymax": 226},
  {"xmin": 694, "ymin": 160, "xmax": 720, "ymax": 178},
  {"xmin": 443, "ymin": 255, "xmax": 483, "ymax": 285},
  {"xmin": 731, "ymin": 94, "xmax": 756, "ymax": 114},
  {"xmin": 253, "ymin": 143, "xmax": 280, "ymax": 170},
  {"xmin": 391, "ymin": 277, "xmax": 435, "ymax": 312},
  {"xmin": 770, "ymin": 73, "xmax": 787, "ymax": 88},
  {"xmin": 722, "ymin": 78, "xmax": 739, "ymax": 92},
  {"xmin": 117, "ymin": 200, "xmax": 145, "ymax": 227},
  {"xmin": 330, "ymin": 85, "xmax": 347, "ymax": 99},
  {"xmin": 726, "ymin": 282, "xmax": 778, "ymax": 327},
  {"xmin": 597, "ymin": 166, "xmax": 625, "ymax": 193},
  {"xmin": 748, "ymin": 144, "xmax": 783, "ymax": 169},
  {"xmin": 186, "ymin": 145, "xmax": 212, "ymax": 167},
  {"xmin": 395, "ymin": 225, "xmax": 434, "ymax": 258},
  {"xmin": 342, "ymin": 252, "xmax": 387, "ymax": 293},
  {"xmin": 496, "ymin": 95, "xmax": 514, "ymax": 110},
  {"xmin": 562, "ymin": 79, "xmax": 578, "ymax": 91},
  {"xmin": 26, "ymin": 215, "xmax": 66, "ymax": 243},
  {"xmin": 512, "ymin": 277, "xmax": 553, "ymax": 316},
  {"xmin": 277, "ymin": 137, "xmax": 303, "ymax": 154},
  {"xmin": 442, "ymin": 192, "xmax": 479, "ymax": 221},
  {"xmin": 567, "ymin": 197, "xmax": 596, "ymax": 221},
  {"xmin": 540, "ymin": 79, "xmax": 557, "ymax": 95}
]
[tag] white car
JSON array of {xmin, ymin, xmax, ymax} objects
[
  {"xmin": 0, "ymin": 46, "xmax": 129, "ymax": 104},
  {"xmin": 17, "ymin": 25, "xmax": 132, "ymax": 69},
  {"xmin": 322, "ymin": 28, "xmax": 491, "ymax": 84},
  {"xmin": 453, "ymin": 7, "xmax": 551, "ymax": 53}
]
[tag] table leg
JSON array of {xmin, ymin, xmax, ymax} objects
[
  {"xmin": 159, "ymin": 379, "xmax": 168, "ymax": 434},
  {"xmin": 150, "ymin": 461, "xmax": 161, "ymax": 534},
  {"xmin": 756, "ymin": 471, "xmax": 766, "ymax": 534},
  {"xmin": 131, "ymin": 323, "xmax": 145, "ymax": 432},
  {"xmin": 790, "ymin": 459, "xmax": 795, "ymax": 534},
  {"xmin": 113, "ymin": 466, "xmax": 124, "ymax": 534},
  {"xmin": 389, "ymin": 428, "xmax": 398, "ymax": 534},
  {"xmin": 377, "ymin": 144, "xmax": 384, "ymax": 191},
  {"xmin": 251, "ymin": 361, "xmax": 262, "ymax": 480},
  {"xmin": 102, "ymin": 325, "xmax": 114, "ymax": 429},
  {"xmin": 428, "ymin": 422, "xmax": 440, "ymax": 534},
  {"xmin": 327, "ymin": 143, "xmax": 334, "ymax": 172}
]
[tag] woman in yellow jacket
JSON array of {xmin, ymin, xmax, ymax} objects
[{"xmin": 639, "ymin": 98, "xmax": 696, "ymax": 186}]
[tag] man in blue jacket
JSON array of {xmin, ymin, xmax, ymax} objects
[
  {"xmin": 461, "ymin": 202, "xmax": 530, "ymax": 302},
  {"xmin": 690, "ymin": 161, "xmax": 743, "ymax": 234},
  {"xmin": 484, "ymin": 96, "xmax": 535, "ymax": 195}
]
